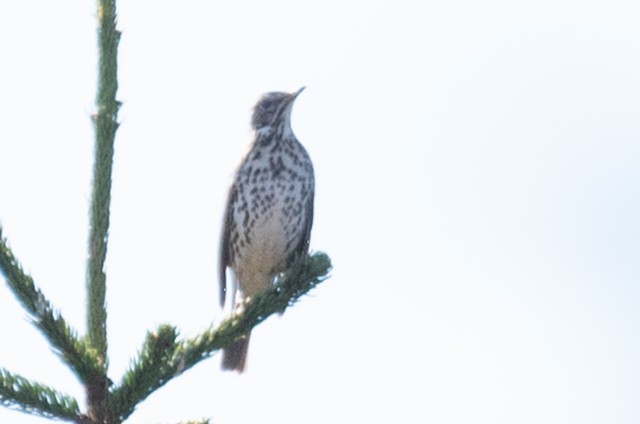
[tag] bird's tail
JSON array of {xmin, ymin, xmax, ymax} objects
[{"xmin": 221, "ymin": 332, "xmax": 251, "ymax": 372}]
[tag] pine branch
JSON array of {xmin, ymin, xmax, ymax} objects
[
  {"xmin": 107, "ymin": 326, "xmax": 179, "ymax": 422},
  {"xmin": 0, "ymin": 229, "xmax": 104, "ymax": 386},
  {"xmin": 109, "ymin": 252, "xmax": 331, "ymax": 422},
  {"xmin": 175, "ymin": 252, "xmax": 331, "ymax": 367},
  {"xmin": 0, "ymin": 368, "xmax": 81, "ymax": 422},
  {"xmin": 88, "ymin": 0, "xmax": 120, "ymax": 362},
  {"xmin": 86, "ymin": 0, "xmax": 121, "ymax": 421}
]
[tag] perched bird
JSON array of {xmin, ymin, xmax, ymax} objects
[{"xmin": 219, "ymin": 88, "xmax": 315, "ymax": 372}]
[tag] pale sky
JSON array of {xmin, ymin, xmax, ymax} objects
[{"xmin": 1, "ymin": 1, "xmax": 639, "ymax": 423}]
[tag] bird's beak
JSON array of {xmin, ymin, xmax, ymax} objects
[{"xmin": 292, "ymin": 86, "xmax": 305, "ymax": 99}]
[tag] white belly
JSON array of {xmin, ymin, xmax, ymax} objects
[{"xmin": 234, "ymin": 197, "xmax": 291, "ymax": 296}]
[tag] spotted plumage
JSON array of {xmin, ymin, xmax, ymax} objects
[{"xmin": 219, "ymin": 88, "xmax": 314, "ymax": 372}]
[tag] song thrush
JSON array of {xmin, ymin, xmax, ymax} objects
[{"xmin": 219, "ymin": 88, "xmax": 315, "ymax": 372}]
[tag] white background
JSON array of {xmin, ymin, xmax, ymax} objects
[{"xmin": 1, "ymin": 1, "xmax": 639, "ymax": 423}]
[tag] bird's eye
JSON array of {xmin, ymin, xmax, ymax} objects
[{"xmin": 260, "ymin": 136, "xmax": 272, "ymax": 146}]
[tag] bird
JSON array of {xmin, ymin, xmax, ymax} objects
[{"xmin": 219, "ymin": 87, "xmax": 315, "ymax": 372}]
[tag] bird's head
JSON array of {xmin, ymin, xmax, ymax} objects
[{"xmin": 251, "ymin": 87, "xmax": 305, "ymax": 131}]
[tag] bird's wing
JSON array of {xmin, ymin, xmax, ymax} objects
[
  {"xmin": 303, "ymin": 192, "xmax": 315, "ymax": 250},
  {"xmin": 292, "ymin": 191, "xmax": 314, "ymax": 258},
  {"xmin": 219, "ymin": 183, "xmax": 238, "ymax": 307}
]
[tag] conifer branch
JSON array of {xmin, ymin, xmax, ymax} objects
[
  {"xmin": 174, "ymin": 251, "xmax": 331, "ymax": 369},
  {"xmin": 107, "ymin": 325, "xmax": 179, "ymax": 422},
  {"xmin": 85, "ymin": 0, "xmax": 121, "ymax": 421},
  {"xmin": 109, "ymin": 252, "xmax": 331, "ymax": 422},
  {"xmin": 0, "ymin": 368, "xmax": 81, "ymax": 422},
  {"xmin": 0, "ymin": 229, "xmax": 103, "ymax": 386},
  {"xmin": 87, "ymin": 0, "xmax": 120, "ymax": 361}
]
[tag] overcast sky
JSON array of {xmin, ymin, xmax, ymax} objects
[{"xmin": 1, "ymin": 1, "xmax": 639, "ymax": 423}]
